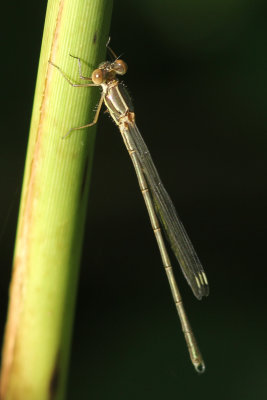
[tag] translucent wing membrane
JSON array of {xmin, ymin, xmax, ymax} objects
[{"xmin": 127, "ymin": 121, "xmax": 209, "ymax": 300}]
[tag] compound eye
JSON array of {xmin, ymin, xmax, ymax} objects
[
  {"xmin": 92, "ymin": 68, "xmax": 103, "ymax": 84},
  {"xmin": 113, "ymin": 59, "xmax": 128, "ymax": 75}
]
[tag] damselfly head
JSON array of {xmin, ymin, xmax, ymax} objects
[{"xmin": 91, "ymin": 59, "xmax": 128, "ymax": 85}]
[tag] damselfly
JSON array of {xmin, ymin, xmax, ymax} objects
[{"xmin": 49, "ymin": 43, "xmax": 209, "ymax": 373}]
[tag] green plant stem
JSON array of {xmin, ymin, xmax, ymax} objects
[{"xmin": 0, "ymin": 0, "xmax": 113, "ymax": 399}]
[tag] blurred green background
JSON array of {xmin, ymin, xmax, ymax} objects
[{"xmin": 1, "ymin": 0, "xmax": 267, "ymax": 398}]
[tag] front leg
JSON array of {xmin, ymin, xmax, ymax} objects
[{"xmin": 49, "ymin": 60, "xmax": 99, "ymax": 88}]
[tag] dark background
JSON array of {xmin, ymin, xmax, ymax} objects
[{"xmin": 1, "ymin": 1, "xmax": 267, "ymax": 399}]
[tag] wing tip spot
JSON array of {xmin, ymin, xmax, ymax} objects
[
  {"xmin": 195, "ymin": 276, "xmax": 201, "ymax": 289},
  {"xmin": 202, "ymin": 272, "xmax": 208, "ymax": 286}
]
